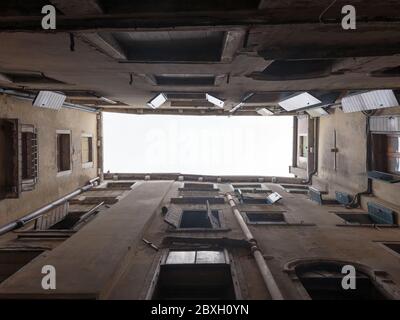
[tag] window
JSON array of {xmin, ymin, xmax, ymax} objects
[
  {"xmin": 244, "ymin": 212, "xmax": 286, "ymax": 224},
  {"xmin": 239, "ymin": 192, "xmax": 282, "ymax": 205},
  {"xmin": 81, "ymin": 134, "xmax": 93, "ymax": 167},
  {"xmin": 98, "ymin": 30, "xmax": 225, "ymax": 62},
  {"xmin": 21, "ymin": 125, "xmax": 38, "ymax": 191},
  {"xmin": 294, "ymin": 262, "xmax": 388, "ymax": 300},
  {"xmin": 154, "ymin": 74, "xmax": 216, "ymax": 86},
  {"xmin": 180, "ymin": 210, "xmax": 221, "ymax": 229},
  {"xmin": 164, "ymin": 208, "xmax": 222, "ymax": 229},
  {"xmin": 56, "ymin": 131, "xmax": 71, "ymax": 173},
  {"xmin": 106, "ymin": 182, "xmax": 134, "ymax": 189},
  {"xmin": 182, "ymin": 183, "xmax": 216, "ymax": 191},
  {"xmin": 251, "ymin": 59, "xmax": 335, "ymax": 81},
  {"xmin": 299, "ymin": 135, "xmax": 308, "ymax": 158},
  {"xmin": 0, "ymin": 249, "xmax": 45, "ymax": 284},
  {"xmin": 99, "ymin": 0, "xmax": 260, "ymax": 14},
  {"xmin": 335, "ymin": 213, "xmax": 375, "ymax": 225},
  {"xmin": 166, "ymin": 250, "xmax": 226, "ymax": 265},
  {"xmin": 334, "ymin": 204, "xmax": 396, "ymax": 226},
  {"xmin": 371, "ymin": 134, "xmax": 400, "ymax": 176},
  {"xmin": 150, "ymin": 250, "xmax": 238, "ymax": 300},
  {"xmin": 0, "ymin": 118, "xmax": 19, "ymax": 199},
  {"xmin": 383, "ymin": 243, "xmax": 400, "ymax": 256},
  {"xmin": 34, "ymin": 202, "xmax": 70, "ymax": 230},
  {"xmin": 0, "ymin": 71, "xmax": 63, "ymax": 84},
  {"xmin": 171, "ymin": 196, "xmax": 225, "ymax": 204}
]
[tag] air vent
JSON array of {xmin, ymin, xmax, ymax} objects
[
  {"xmin": 342, "ymin": 90, "xmax": 399, "ymax": 113},
  {"xmin": 155, "ymin": 75, "xmax": 216, "ymax": 86},
  {"xmin": 32, "ymin": 91, "xmax": 66, "ymax": 111}
]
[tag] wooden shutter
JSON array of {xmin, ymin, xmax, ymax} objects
[
  {"xmin": 164, "ymin": 206, "xmax": 182, "ymax": 228},
  {"xmin": 267, "ymin": 192, "xmax": 283, "ymax": 204},
  {"xmin": 206, "ymin": 200, "xmax": 220, "ymax": 228}
]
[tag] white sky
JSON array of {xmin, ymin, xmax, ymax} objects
[{"xmin": 103, "ymin": 113, "xmax": 294, "ymax": 177}]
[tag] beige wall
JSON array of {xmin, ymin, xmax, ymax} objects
[
  {"xmin": 0, "ymin": 94, "xmax": 98, "ymax": 226},
  {"xmin": 314, "ymin": 108, "xmax": 368, "ymax": 195},
  {"xmin": 1, "ymin": 181, "xmax": 400, "ymax": 299}
]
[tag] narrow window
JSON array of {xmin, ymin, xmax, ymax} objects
[
  {"xmin": 81, "ymin": 135, "xmax": 93, "ymax": 167},
  {"xmin": 371, "ymin": 134, "xmax": 400, "ymax": 176},
  {"xmin": 299, "ymin": 135, "xmax": 308, "ymax": 158},
  {"xmin": 0, "ymin": 118, "xmax": 19, "ymax": 199},
  {"xmin": 56, "ymin": 131, "xmax": 71, "ymax": 172},
  {"xmin": 21, "ymin": 125, "xmax": 38, "ymax": 191}
]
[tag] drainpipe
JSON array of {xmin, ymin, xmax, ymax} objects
[
  {"xmin": 0, "ymin": 88, "xmax": 98, "ymax": 113},
  {"xmin": 226, "ymin": 194, "xmax": 284, "ymax": 300},
  {"xmin": 0, "ymin": 177, "xmax": 100, "ymax": 236}
]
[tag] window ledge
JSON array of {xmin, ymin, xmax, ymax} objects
[
  {"xmin": 82, "ymin": 162, "xmax": 94, "ymax": 169},
  {"xmin": 167, "ymin": 228, "xmax": 231, "ymax": 233},
  {"xmin": 368, "ymin": 171, "xmax": 400, "ymax": 183},
  {"xmin": 248, "ymin": 223, "xmax": 316, "ymax": 226},
  {"xmin": 336, "ymin": 224, "xmax": 398, "ymax": 228},
  {"xmin": 56, "ymin": 170, "xmax": 72, "ymax": 177}
]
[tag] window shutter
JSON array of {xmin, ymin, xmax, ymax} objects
[
  {"xmin": 206, "ymin": 200, "xmax": 220, "ymax": 228},
  {"xmin": 164, "ymin": 207, "xmax": 182, "ymax": 228},
  {"xmin": 266, "ymin": 192, "xmax": 282, "ymax": 204},
  {"xmin": 35, "ymin": 202, "xmax": 69, "ymax": 230}
]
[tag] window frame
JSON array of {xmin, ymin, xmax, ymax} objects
[
  {"xmin": 284, "ymin": 258, "xmax": 400, "ymax": 300},
  {"xmin": 299, "ymin": 134, "xmax": 308, "ymax": 159},
  {"xmin": 144, "ymin": 248, "xmax": 242, "ymax": 300},
  {"xmin": 242, "ymin": 211, "xmax": 287, "ymax": 225},
  {"xmin": 370, "ymin": 132, "xmax": 400, "ymax": 180},
  {"xmin": 81, "ymin": 133, "xmax": 94, "ymax": 169},
  {"xmin": 20, "ymin": 124, "xmax": 39, "ymax": 191},
  {"xmin": 0, "ymin": 118, "xmax": 20, "ymax": 199},
  {"xmin": 164, "ymin": 207, "xmax": 228, "ymax": 231},
  {"xmin": 56, "ymin": 130, "xmax": 72, "ymax": 176}
]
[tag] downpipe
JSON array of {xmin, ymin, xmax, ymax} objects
[
  {"xmin": 0, "ymin": 177, "xmax": 100, "ymax": 236},
  {"xmin": 226, "ymin": 194, "xmax": 284, "ymax": 300}
]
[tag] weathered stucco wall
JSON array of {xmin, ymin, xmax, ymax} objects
[
  {"xmin": 314, "ymin": 108, "xmax": 368, "ymax": 195},
  {"xmin": 0, "ymin": 181, "xmax": 399, "ymax": 299},
  {"xmin": 0, "ymin": 94, "xmax": 98, "ymax": 226}
]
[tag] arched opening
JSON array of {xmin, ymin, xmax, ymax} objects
[{"xmin": 294, "ymin": 261, "xmax": 389, "ymax": 300}]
